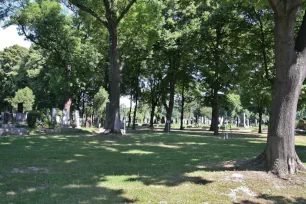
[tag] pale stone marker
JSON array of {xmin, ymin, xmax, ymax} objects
[
  {"xmin": 74, "ymin": 110, "xmax": 80, "ymax": 128},
  {"xmin": 52, "ymin": 108, "xmax": 57, "ymax": 125},
  {"xmin": 62, "ymin": 109, "xmax": 69, "ymax": 127}
]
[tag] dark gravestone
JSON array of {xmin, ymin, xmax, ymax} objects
[
  {"xmin": 17, "ymin": 103, "xmax": 23, "ymax": 113},
  {"xmin": 3, "ymin": 113, "xmax": 13, "ymax": 124}
]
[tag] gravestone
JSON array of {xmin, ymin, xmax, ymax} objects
[
  {"xmin": 74, "ymin": 110, "xmax": 80, "ymax": 128},
  {"xmin": 16, "ymin": 113, "xmax": 27, "ymax": 123},
  {"xmin": 246, "ymin": 119, "xmax": 250, "ymax": 127},
  {"xmin": 1, "ymin": 112, "xmax": 4, "ymax": 124},
  {"xmin": 219, "ymin": 117, "xmax": 224, "ymax": 126},
  {"xmin": 3, "ymin": 113, "xmax": 13, "ymax": 124},
  {"xmin": 52, "ymin": 108, "xmax": 57, "ymax": 125},
  {"xmin": 166, "ymin": 120, "xmax": 171, "ymax": 132},
  {"xmin": 62, "ymin": 109, "xmax": 69, "ymax": 127},
  {"xmin": 56, "ymin": 116, "xmax": 61, "ymax": 124},
  {"xmin": 239, "ymin": 113, "xmax": 246, "ymax": 127}
]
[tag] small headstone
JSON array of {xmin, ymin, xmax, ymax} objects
[
  {"xmin": 166, "ymin": 120, "xmax": 171, "ymax": 132},
  {"xmin": 56, "ymin": 116, "xmax": 61, "ymax": 124}
]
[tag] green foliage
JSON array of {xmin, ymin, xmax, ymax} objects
[
  {"xmin": 0, "ymin": 45, "xmax": 29, "ymax": 111},
  {"xmin": 40, "ymin": 108, "xmax": 52, "ymax": 128},
  {"xmin": 93, "ymin": 87, "xmax": 109, "ymax": 116},
  {"xmin": 8, "ymin": 87, "xmax": 35, "ymax": 112},
  {"xmin": 200, "ymin": 107, "xmax": 212, "ymax": 119},
  {"xmin": 27, "ymin": 110, "xmax": 41, "ymax": 128},
  {"xmin": 224, "ymin": 94, "xmax": 242, "ymax": 117}
]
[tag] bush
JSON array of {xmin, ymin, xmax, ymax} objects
[{"xmin": 27, "ymin": 111, "xmax": 41, "ymax": 128}]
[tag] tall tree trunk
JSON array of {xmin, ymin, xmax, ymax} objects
[
  {"xmin": 132, "ymin": 76, "xmax": 139, "ymax": 130},
  {"xmin": 164, "ymin": 79, "xmax": 175, "ymax": 132},
  {"xmin": 258, "ymin": 105, "xmax": 263, "ymax": 134},
  {"xmin": 150, "ymin": 101, "xmax": 156, "ymax": 128},
  {"xmin": 259, "ymin": 0, "xmax": 306, "ymax": 175},
  {"xmin": 128, "ymin": 93, "xmax": 132, "ymax": 127},
  {"xmin": 213, "ymin": 91, "xmax": 219, "ymax": 135},
  {"xmin": 180, "ymin": 84, "xmax": 185, "ymax": 130},
  {"xmin": 210, "ymin": 89, "xmax": 219, "ymax": 135},
  {"xmin": 106, "ymin": 22, "xmax": 121, "ymax": 133},
  {"xmin": 210, "ymin": 106, "xmax": 216, "ymax": 131},
  {"xmin": 132, "ymin": 92, "xmax": 138, "ymax": 130}
]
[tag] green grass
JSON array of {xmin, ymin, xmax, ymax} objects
[{"xmin": 0, "ymin": 131, "xmax": 305, "ymax": 203}]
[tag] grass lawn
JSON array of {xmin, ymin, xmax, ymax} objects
[{"xmin": 0, "ymin": 130, "xmax": 305, "ymax": 203}]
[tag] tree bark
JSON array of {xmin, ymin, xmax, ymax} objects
[
  {"xmin": 210, "ymin": 89, "xmax": 219, "ymax": 135},
  {"xmin": 164, "ymin": 78, "xmax": 175, "ymax": 132},
  {"xmin": 128, "ymin": 93, "xmax": 132, "ymax": 127},
  {"xmin": 260, "ymin": 0, "xmax": 306, "ymax": 175},
  {"xmin": 106, "ymin": 22, "xmax": 121, "ymax": 134},
  {"xmin": 132, "ymin": 80, "xmax": 138, "ymax": 130},
  {"xmin": 150, "ymin": 101, "xmax": 156, "ymax": 128},
  {"xmin": 180, "ymin": 84, "xmax": 185, "ymax": 130},
  {"xmin": 258, "ymin": 105, "xmax": 263, "ymax": 134}
]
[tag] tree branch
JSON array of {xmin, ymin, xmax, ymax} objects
[
  {"xmin": 117, "ymin": 0, "xmax": 137, "ymax": 24},
  {"xmin": 295, "ymin": 10, "xmax": 306, "ymax": 52},
  {"xmin": 102, "ymin": 0, "xmax": 112, "ymax": 16},
  {"xmin": 71, "ymin": 2, "xmax": 108, "ymax": 27},
  {"xmin": 20, "ymin": 25, "xmax": 41, "ymax": 46}
]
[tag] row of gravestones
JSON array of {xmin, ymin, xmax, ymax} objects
[
  {"xmin": 1, "ymin": 112, "xmax": 28, "ymax": 124},
  {"xmin": 51, "ymin": 109, "xmax": 102, "ymax": 128},
  {"xmin": 51, "ymin": 108, "xmax": 81, "ymax": 128}
]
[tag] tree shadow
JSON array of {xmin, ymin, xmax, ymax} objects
[{"xmin": 125, "ymin": 175, "xmax": 213, "ymax": 186}]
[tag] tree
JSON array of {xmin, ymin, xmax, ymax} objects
[
  {"xmin": 69, "ymin": 0, "xmax": 137, "ymax": 134},
  {"xmin": 9, "ymin": 87, "xmax": 35, "ymax": 112},
  {"xmin": 256, "ymin": 0, "xmax": 306, "ymax": 175},
  {"xmin": 158, "ymin": 0, "xmax": 200, "ymax": 132},
  {"xmin": 198, "ymin": 1, "xmax": 243, "ymax": 135},
  {"xmin": 8, "ymin": 0, "xmax": 83, "ymax": 114},
  {"xmin": 0, "ymin": 45, "xmax": 29, "ymax": 111},
  {"xmin": 93, "ymin": 86, "xmax": 109, "ymax": 125}
]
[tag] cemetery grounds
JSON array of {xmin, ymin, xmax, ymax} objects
[{"xmin": 0, "ymin": 129, "xmax": 305, "ymax": 204}]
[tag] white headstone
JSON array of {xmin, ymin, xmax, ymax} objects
[
  {"xmin": 74, "ymin": 110, "xmax": 80, "ymax": 128},
  {"xmin": 62, "ymin": 109, "xmax": 69, "ymax": 127},
  {"xmin": 52, "ymin": 108, "xmax": 57, "ymax": 124}
]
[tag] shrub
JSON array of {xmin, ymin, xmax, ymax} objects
[
  {"xmin": 27, "ymin": 111, "xmax": 41, "ymax": 128},
  {"xmin": 8, "ymin": 87, "xmax": 35, "ymax": 112}
]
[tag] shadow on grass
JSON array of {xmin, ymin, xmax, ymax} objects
[
  {"xmin": 238, "ymin": 194, "xmax": 306, "ymax": 204},
  {"xmin": 0, "ymin": 130, "xmax": 305, "ymax": 203}
]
